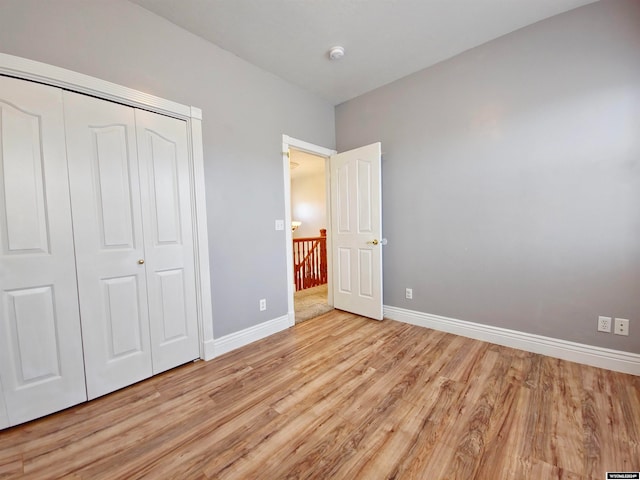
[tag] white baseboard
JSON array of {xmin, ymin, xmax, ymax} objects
[
  {"xmin": 384, "ymin": 305, "xmax": 640, "ymax": 376},
  {"xmin": 204, "ymin": 314, "xmax": 294, "ymax": 360},
  {"xmin": 202, "ymin": 338, "xmax": 216, "ymax": 361}
]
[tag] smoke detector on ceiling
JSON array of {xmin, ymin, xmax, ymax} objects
[{"xmin": 328, "ymin": 46, "xmax": 345, "ymax": 61}]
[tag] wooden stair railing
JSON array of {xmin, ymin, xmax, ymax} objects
[{"xmin": 293, "ymin": 229, "xmax": 327, "ymax": 291}]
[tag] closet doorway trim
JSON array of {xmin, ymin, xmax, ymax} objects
[{"xmin": 0, "ymin": 53, "xmax": 214, "ymax": 360}]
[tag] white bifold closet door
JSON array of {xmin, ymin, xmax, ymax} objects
[
  {"xmin": 64, "ymin": 92, "xmax": 153, "ymax": 400},
  {"xmin": 134, "ymin": 109, "xmax": 199, "ymax": 375},
  {"xmin": 0, "ymin": 76, "xmax": 201, "ymax": 427},
  {"xmin": 0, "ymin": 77, "xmax": 87, "ymax": 428},
  {"xmin": 64, "ymin": 92, "xmax": 199, "ymax": 400}
]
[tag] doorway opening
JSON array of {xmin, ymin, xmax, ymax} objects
[
  {"xmin": 290, "ymin": 148, "xmax": 332, "ymax": 323},
  {"xmin": 283, "ymin": 136, "xmax": 384, "ymax": 324},
  {"xmin": 282, "ymin": 135, "xmax": 336, "ymax": 325}
]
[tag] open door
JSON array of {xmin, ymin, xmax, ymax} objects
[{"xmin": 330, "ymin": 143, "xmax": 383, "ymax": 320}]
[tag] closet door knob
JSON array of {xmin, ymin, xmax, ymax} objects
[{"xmin": 138, "ymin": 259, "xmax": 145, "ymax": 265}]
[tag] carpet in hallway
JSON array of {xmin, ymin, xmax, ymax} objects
[{"xmin": 294, "ymin": 284, "xmax": 333, "ymax": 323}]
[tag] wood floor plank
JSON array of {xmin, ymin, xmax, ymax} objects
[
  {"xmin": 22, "ymin": 395, "xmax": 215, "ymax": 478},
  {"xmin": 1, "ymin": 311, "xmax": 638, "ymax": 479},
  {"xmin": 473, "ymin": 384, "xmax": 530, "ymax": 479},
  {"xmin": 545, "ymin": 358, "xmax": 580, "ymax": 469},
  {"xmin": 583, "ymin": 379, "xmax": 640, "ymax": 477},
  {"xmin": 0, "ymin": 453, "xmax": 22, "ymax": 479},
  {"xmin": 339, "ymin": 399, "xmax": 428, "ymax": 479},
  {"xmin": 75, "ymin": 398, "xmax": 222, "ymax": 480},
  {"xmin": 0, "ymin": 381, "xmax": 162, "ymax": 458},
  {"xmin": 202, "ymin": 357, "xmax": 380, "ymax": 478},
  {"xmin": 510, "ymin": 455, "xmax": 587, "ymax": 480}
]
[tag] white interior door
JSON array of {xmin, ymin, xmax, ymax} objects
[
  {"xmin": 64, "ymin": 91, "xmax": 153, "ymax": 400},
  {"xmin": 0, "ymin": 76, "xmax": 87, "ymax": 426},
  {"xmin": 330, "ymin": 142, "xmax": 383, "ymax": 320},
  {"xmin": 135, "ymin": 109, "xmax": 199, "ymax": 374}
]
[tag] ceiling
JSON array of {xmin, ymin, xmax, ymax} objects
[
  {"xmin": 290, "ymin": 149, "xmax": 325, "ymax": 181},
  {"xmin": 130, "ymin": 0, "xmax": 598, "ymax": 105}
]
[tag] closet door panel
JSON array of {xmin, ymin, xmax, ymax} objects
[
  {"xmin": 64, "ymin": 91, "xmax": 152, "ymax": 400},
  {"xmin": 0, "ymin": 76, "xmax": 86, "ymax": 427},
  {"xmin": 136, "ymin": 110, "xmax": 199, "ymax": 374}
]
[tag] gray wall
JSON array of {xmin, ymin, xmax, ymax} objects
[
  {"xmin": 0, "ymin": 0, "xmax": 335, "ymax": 337},
  {"xmin": 336, "ymin": 0, "xmax": 640, "ymax": 352}
]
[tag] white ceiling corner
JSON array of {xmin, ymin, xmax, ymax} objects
[{"xmin": 129, "ymin": 0, "xmax": 599, "ymax": 105}]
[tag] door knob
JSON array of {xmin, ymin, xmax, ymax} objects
[
  {"xmin": 366, "ymin": 239, "xmax": 379, "ymax": 245},
  {"xmin": 138, "ymin": 259, "xmax": 145, "ymax": 265}
]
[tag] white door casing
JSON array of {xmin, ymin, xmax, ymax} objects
[
  {"xmin": 330, "ymin": 143, "xmax": 383, "ymax": 320},
  {"xmin": 0, "ymin": 377, "xmax": 8, "ymax": 429},
  {"xmin": 0, "ymin": 76, "xmax": 87, "ymax": 424},
  {"xmin": 64, "ymin": 91, "xmax": 153, "ymax": 400},
  {"xmin": 135, "ymin": 109, "xmax": 199, "ymax": 374}
]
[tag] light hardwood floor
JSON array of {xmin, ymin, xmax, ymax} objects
[{"xmin": 1, "ymin": 311, "xmax": 639, "ymax": 479}]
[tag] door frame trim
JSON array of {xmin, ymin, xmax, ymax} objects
[
  {"xmin": 0, "ymin": 53, "xmax": 214, "ymax": 360},
  {"xmin": 282, "ymin": 135, "xmax": 336, "ymax": 323}
]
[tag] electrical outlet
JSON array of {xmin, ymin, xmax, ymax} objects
[
  {"xmin": 614, "ymin": 318, "xmax": 629, "ymax": 336},
  {"xmin": 259, "ymin": 298, "xmax": 267, "ymax": 311},
  {"xmin": 405, "ymin": 288, "xmax": 413, "ymax": 300},
  {"xmin": 597, "ymin": 316, "xmax": 611, "ymax": 333}
]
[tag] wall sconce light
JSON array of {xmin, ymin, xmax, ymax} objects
[{"xmin": 291, "ymin": 221, "xmax": 302, "ymax": 232}]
